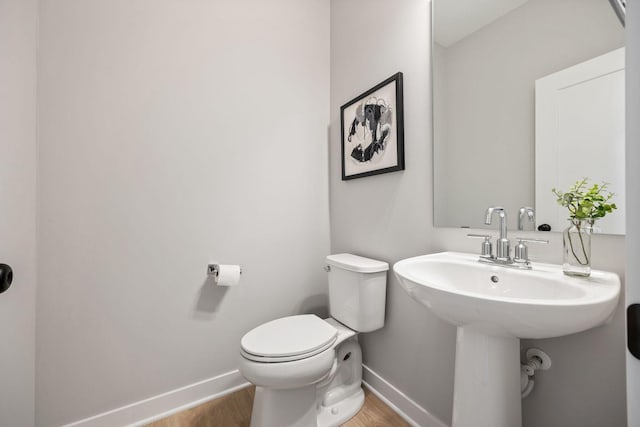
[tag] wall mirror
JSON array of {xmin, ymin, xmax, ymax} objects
[{"xmin": 432, "ymin": 0, "xmax": 626, "ymax": 234}]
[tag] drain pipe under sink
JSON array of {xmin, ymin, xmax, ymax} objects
[{"xmin": 521, "ymin": 348, "xmax": 551, "ymax": 398}]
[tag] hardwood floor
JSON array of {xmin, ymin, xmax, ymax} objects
[
  {"xmin": 341, "ymin": 389, "xmax": 412, "ymax": 427},
  {"xmin": 147, "ymin": 386, "xmax": 411, "ymax": 427},
  {"xmin": 147, "ymin": 387, "xmax": 254, "ymax": 427}
]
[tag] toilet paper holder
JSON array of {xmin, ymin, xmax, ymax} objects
[{"xmin": 207, "ymin": 263, "xmax": 242, "ymax": 278}]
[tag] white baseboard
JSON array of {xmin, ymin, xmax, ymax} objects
[
  {"xmin": 63, "ymin": 370, "xmax": 250, "ymax": 427},
  {"xmin": 362, "ymin": 364, "xmax": 448, "ymax": 427},
  {"xmin": 63, "ymin": 365, "xmax": 446, "ymax": 427}
]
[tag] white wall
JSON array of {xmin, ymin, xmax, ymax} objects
[
  {"xmin": 331, "ymin": 1, "xmax": 627, "ymax": 426},
  {"xmin": 0, "ymin": 0, "xmax": 38, "ymax": 425},
  {"xmin": 36, "ymin": 1, "xmax": 330, "ymax": 425}
]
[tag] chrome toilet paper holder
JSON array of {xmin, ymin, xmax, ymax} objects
[{"xmin": 207, "ymin": 263, "xmax": 242, "ymax": 277}]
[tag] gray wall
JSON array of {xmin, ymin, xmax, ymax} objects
[
  {"xmin": 331, "ymin": 0, "xmax": 456, "ymax": 424},
  {"xmin": 434, "ymin": 0, "xmax": 624, "ymax": 230},
  {"xmin": 331, "ymin": 0, "xmax": 627, "ymax": 426},
  {"xmin": 626, "ymin": 0, "xmax": 640, "ymax": 425},
  {"xmin": 0, "ymin": 0, "xmax": 38, "ymax": 425},
  {"xmin": 22, "ymin": 0, "xmax": 632, "ymax": 425},
  {"xmin": 36, "ymin": 1, "xmax": 330, "ymax": 425}
]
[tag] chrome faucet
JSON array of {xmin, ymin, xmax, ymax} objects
[
  {"xmin": 467, "ymin": 206, "xmax": 548, "ymax": 269},
  {"xmin": 518, "ymin": 207, "xmax": 535, "ymax": 231},
  {"xmin": 485, "ymin": 207, "xmax": 510, "ymax": 261}
]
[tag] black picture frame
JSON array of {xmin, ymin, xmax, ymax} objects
[{"xmin": 340, "ymin": 72, "xmax": 405, "ymax": 180}]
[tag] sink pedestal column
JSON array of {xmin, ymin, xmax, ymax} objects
[{"xmin": 452, "ymin": 326, "xmax": 521, "ymax": 427}]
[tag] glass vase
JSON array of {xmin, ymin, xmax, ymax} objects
[{"xmin": 562, "ymin": 218, "xmax": 594, "ymax": 277}]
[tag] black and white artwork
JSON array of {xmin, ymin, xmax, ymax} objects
[{"xmin": 340, "ymin": 72, "xmax": 404, "ymax": 180}]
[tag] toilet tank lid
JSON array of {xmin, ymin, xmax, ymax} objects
[{"xmin": 326, "ymin": 253, "xmax": 389, "ymax": 273}]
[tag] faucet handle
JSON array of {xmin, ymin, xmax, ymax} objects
[
  {"xmin": 466, "ymin": 234, "xmax": 493, "ymax": 258},
  {"xmin": 514, "ymin": 237, "xmax": 549, "ymax": 244},
  {"xmin": 513, "ymin": 237, "xmax": 549, "ymax": 264}
]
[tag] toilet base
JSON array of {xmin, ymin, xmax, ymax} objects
[
  {"xmin": 317, "ymin": 387, "xmax": 364, "ymax": 427},
  {"xmin": 250, "ymin": 385, "xmax": 318, "ymax": 427},
  {"xmin": 244, "ymin": 321, "xmax": 366, "ymax": 427},
  {"xmin": 249, "ymin": 384, "xmax": 365, "ymax": 427}
]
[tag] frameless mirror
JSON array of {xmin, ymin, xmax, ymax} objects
[{"xmin": 432, "ymin": 0, "xmax": 626, "ymax": 234}]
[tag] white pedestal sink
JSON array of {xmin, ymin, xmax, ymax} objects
[{"xmin": 394, "ymin": 252, "xmax": 620, "ymax": 427}]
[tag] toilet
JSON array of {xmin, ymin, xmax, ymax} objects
[{"xmin": 238, "ymin": 253, "xmax": 388, "ymax": 427}]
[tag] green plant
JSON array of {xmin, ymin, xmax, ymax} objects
[
  {"xmin": 552, "ymin": 178, "xmax": 617, "ymax": 220},
  {"xmin": 553, "ymin": 178, "xmax": 618, "ymax": 271}
]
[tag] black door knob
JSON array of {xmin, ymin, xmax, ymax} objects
[{"xmin": 0, "ymin": 264, "xmax": 13, "ymax": 294}]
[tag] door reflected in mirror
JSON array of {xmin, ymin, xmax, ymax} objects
[{"xmin": 432, "ymin": 0, "xmax": 625, "ymax": 235}]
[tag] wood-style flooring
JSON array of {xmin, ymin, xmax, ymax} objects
[{"xmin": 147, "ymin": 386, "xmax": 411, "ymax": 427}]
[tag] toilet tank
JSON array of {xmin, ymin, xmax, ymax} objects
[{"xmin": 326, "ymin": 254, "xmax": 388, "ymax": 333}]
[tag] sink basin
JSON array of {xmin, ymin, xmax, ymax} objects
[
  {"xmin": 393, "ymin": 251, "xmax": 620, "ymax": 338},
  {"xmin": 393, "ymin": 252, "xmax": 620, "ymax": 427}
]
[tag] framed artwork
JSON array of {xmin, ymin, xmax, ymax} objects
[{"xmin": 340, "ymin": 72, "xmax": 405, "ymax": 180}]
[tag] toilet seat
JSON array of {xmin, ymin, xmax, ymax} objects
[{"xmin": 241, "ymin": 314, "xmax": 338, "ymax": 363}]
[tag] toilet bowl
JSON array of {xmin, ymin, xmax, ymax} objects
[
  {"xmin": 240, "ymin": 315, "xmax": 340, "ymax": 389},
  {"xmin": 238, "ymin": 254, "xmax": 388, "ymax": 427}
]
